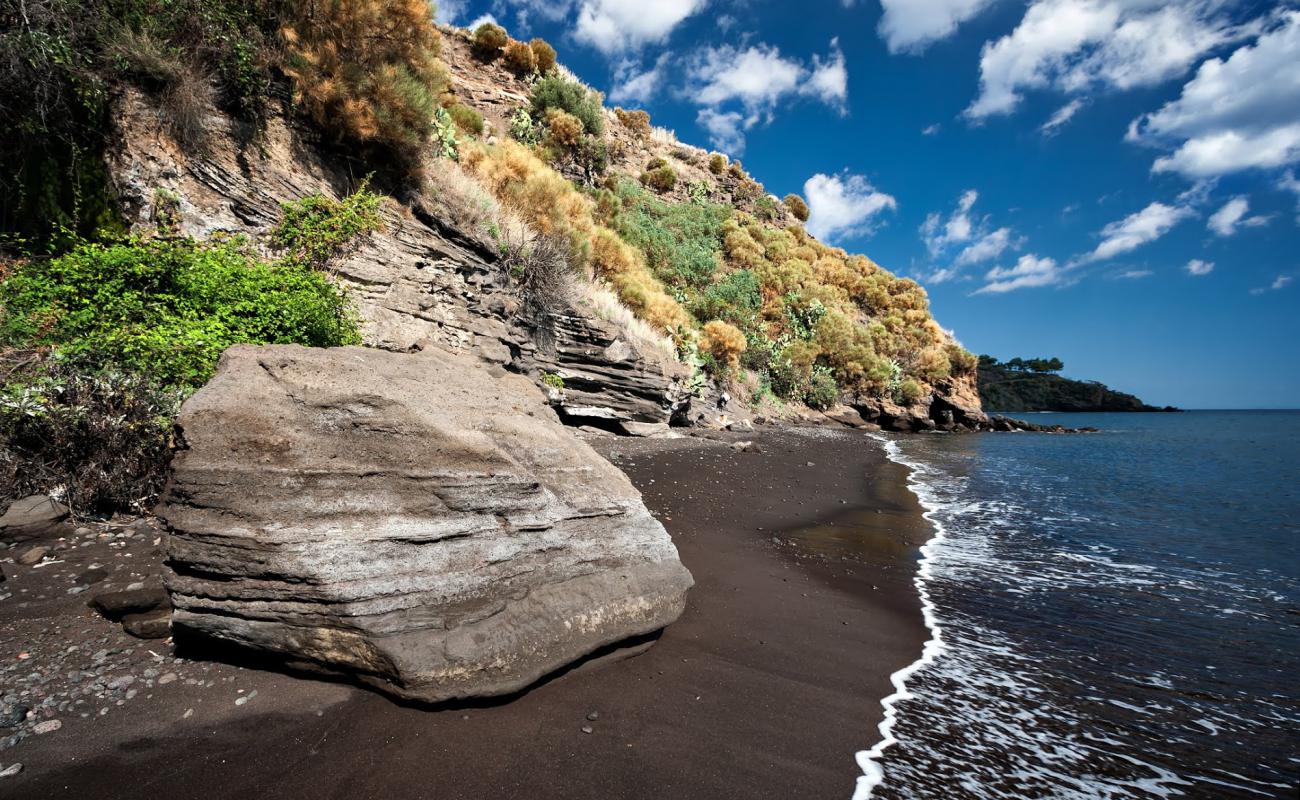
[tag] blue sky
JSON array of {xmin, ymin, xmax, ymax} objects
[{"xmin": 439, "ymin": 1, "xmax": 1299, "ymax": 408}]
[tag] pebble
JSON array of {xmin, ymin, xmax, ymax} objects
[
  {"xmin": 234, "ymin": 696, "xmax": 248, "ymax": 706},
  {"xmin": 0, "ymin": 763, "xmax": 22, "ymax": 778},
  {"xmin": 183, "ymin": 708, "xmax": 194, "ymax": 719},
  {"xmin": 33, "ymin": 719, "xmax": 61, "ymax": 734},
  {"xmin": 586, "ymin": 711, "xmax": 599, "ymax": 721},
  {"xmin": 157, "ymin": 672, "xmax": 177, "ymax": 685},
  {"xmin": 580, "ymin": 725, "xmax": 593, "ymax": 734}
]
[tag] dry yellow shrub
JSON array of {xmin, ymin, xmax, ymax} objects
[
  {"xmin": 701, "ymin": 320, "xmax": 747, "ymax": 369},
  {"xmin": 544, "ymin": 108, "xmax": 584, "ymax": 149},
  {"xmin": 282, "ymin": 0, "xmax": 448, "ymax": 162},
  {"xmin": 463, "ymin": 141, "xmax": 692, "ymax": 335},
  {"xmin": 503, "ymin": 40, "xmax": 536, "ymax": 75},
  {"xmin": 614, "ymin": 107, "xmax": 652, "ymax": 138}
]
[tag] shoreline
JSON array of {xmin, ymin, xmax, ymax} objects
[{"xmin": 2, "ymin": 427, "xmax": 935, "ymax": 799}]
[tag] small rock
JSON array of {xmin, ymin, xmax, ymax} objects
[
  {"xmin": 234, "ymin": 696, "xmax": 248, "ymax": 706},
  {"xmin": 33, "ymin": 719, "xmax": 61, "ymax": 734},
  {"xmin": 88, "ymin": 587, "xmax": 168, "ymax": 621},
  {"xmin": 182, "ymin": 708, "xmax": 193, "ymax": 719},
  {"xmin": 16, "ymin": 547, "xmax": 48, "ymax": 567},
  {"xmin": 0, "ymin": 763, "xmax": 22, "ymax": 778},
  {"xmin": 157, "ymin": 672, "xmax": 177, "ymax": 685},
  {"xmin": 0, "ymin": 706, "xmax": 27, "ymax": 729},
  {"xmin": 122, "ymin": 611, "xmax": 170, "ymax": 639},
  {"xmin": 580, "ymin": 725, "xmax": 593, "ymax": 734},
  {"xmin": 586, "ymin": 711, "xmax": 599, "ymax": 721}
]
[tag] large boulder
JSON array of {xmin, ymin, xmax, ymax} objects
[
  {"xmin": 157, "ymin": 344, "xmax": 693, "ymax": 703},
  {"xmin": 0, "ymin": 494, "xmax": 69, "ymax": 543}
]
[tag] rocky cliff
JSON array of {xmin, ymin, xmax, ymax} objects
[{"xmin": 978, "ymin": 365, "xmax": 1169, "ymax": 413}]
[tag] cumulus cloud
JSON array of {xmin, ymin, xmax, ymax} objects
[
  {"xmin": 977, "ymin": 254, "xmax": 1068, "ymax": 293},
  {"xmin": 966, "ymin": 0, "xmax": 1253, "ymax": 120},
  {"xmin": 696, "ymin": 108, "xmax": 746, "ymax": 154},
  {"xmin": 1128, "ymin": 11, "xmax": 1300, "ymax": 178},
  {"xmin": 804, "ymin": 172, "xmax": 898, "ymax": 242},
  {"xmin": 1206, "ymin": 196, "xmax": 1271, "ymax": 236},
  {"xmin": 686, "ymin": 40, "xmax": 848, "ymax": 152},
  {"xmin": 1185, "ymin": 258, "xmax": 1214, "ymax": 275},
  {"xmin": 1083, "ymin": 201, "xmax": 1195, "ymax": 262},
  {"xmin": 609, "ymin": 54, "xmax": 671, "ymax": 104},
  {"xmin": 1040, "ymin": 98, "xmax": 1085, "ymax": 136},
  {"xmin": 955, "ymin": 227, "xmax": 1015, "ymax": 267},
  {"xmin": 877, "ymin": 0, "xmax": 999, "ymax": 54},
  {"xmin": 574, "ymin": 0, "xmax": 708, "ymax": 54},
  {"xmin": 920, "ymin": 191, "xmax": 1020, "ymax": 282}
]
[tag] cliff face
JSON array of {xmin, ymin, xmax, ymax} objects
[
  {"xmin": 107, "ymin": 89, "xmax": 690, "ymax": 431},
  {"xmin": 102, "ymin": 28, "xmax": 984, "ymax": 433}
]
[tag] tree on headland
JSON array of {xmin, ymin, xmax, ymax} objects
[{"xmin": 981, "ymin": 355, "xmax": 1063, "ymax": 374}]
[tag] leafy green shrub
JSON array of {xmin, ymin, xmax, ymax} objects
[
  {"xmin": 609, "ymin": 180, "xmax": 728, "ymax": 291},
  {"xmin": 472, "ymin": 22, "xmax": 509, "ymax": 58},
  {"xmin": 783, "ymin": 194, "xmax": 810, "ymax": 222},
  {"xmin": 896, "ymin": 377, "xmax": 924, "ymax": 405},
  {"xmin": 0, "ymin": 237, "xmax": 361, "ymax": 389},
  {"xmin": 805, "ymin": 365, "xmax": 839, "ymax": 410},
  {"xmin": 692, "ymin": 269, "xmax": 761, "ymax": 324},
  {"xmin": 272, "ymin": 185, "xmax": 385, "ymax": 272},
  {"xmin": 503, "ymin": 40, "xmax": 536, "ymax": 75},
  {"xmin": 754, "ymin": 195, "xmax": 779, "ymax": 221},
  {"xmin": 641, "ymin": 165, "xmax": 677, "ymax": 194},
  {"xmin": 448, "ymin": 103, "xmax": 484, "ymax": 136},
  {"xmin": 530, "ymin": 73, "xmax": 604, "ymax": 136},
  {"xmin": 541, "ymin": 371, "xmax": 565, "ymax": 390},
  {"xmin": 0, "ymin": 354, "xmax": 179, "ymax": 513},
  {"xmin": 529, "ymin": 38, "xmax": 557, "ymax": 74},
  {"xmin": 431, "ymin": 107, "xmax": 459, "ymax": 160}
]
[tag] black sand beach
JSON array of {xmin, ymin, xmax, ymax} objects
[{"xmin": 2, "ymin": 427, "xmax": 932, "ymax": 799}]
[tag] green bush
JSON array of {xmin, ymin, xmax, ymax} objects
[
  {"xmin": 609, "ymin": 180, "xmax": 728, "ymax": 291},
  {"xmin": 529, "ymin": 73, "xmax": 604, "ymax": 136},
  {"xmin": 641, "ymin": 165, "xmax": 677, "ymax": 194},
  {"xmin": 473, "ymin": 22, "xmax": 509, "ymax": 58},
  {"xmin": 509, "ymin": 107, "xmax": 539, "ymax": 144},
  {"xmin": 272, "ymin": 185, "xmax": 385, "ymax": 272},
  {"xmin": 692, "ymin": 269, "xmax": 761, "ymax": 324},
  {"xmin": 0, "ymin": 237, "xmax": 361, "ymax": 389},
  {"xmin": 805, "ymin": 365, "xmax": 839, "ymax": 410},
  {"xmin": 448, "ymin": 103, "xmax": 484, "ymax": 136}
]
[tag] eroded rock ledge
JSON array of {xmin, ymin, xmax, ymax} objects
[{"xmin": 156, "ymin": 344, "xmax": 693, "ymax": 703}]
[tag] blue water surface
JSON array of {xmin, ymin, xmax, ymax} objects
[{"xmin": 870, "ymin": 411, "xmax": 1300, "ymax": 799}]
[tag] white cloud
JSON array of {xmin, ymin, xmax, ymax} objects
[
  {"xmin": 1040, "ymin": 98, "xmax": 1085, "ymax": 136},
  {"xmin": 1185, "ymin": 258, "xmax": 1214, "ymax": 275},
  {"xmin": 1117, "ymin": 269, "xmax": 1153, "ymax": 279},
  {"xmin": 1130, "ymin": 11, "xmax": 1300, "ymax": 178},
  {"xmin": 687, "ymin": 41, "xmax": 848, "ymax": 152},
  {"xmin": 1251, "ymin": 274, "xmax": 1293, "ymax": 294},
  {"xmin": 922, "ymin": 123, "xmax": 942, "ymax": 136},
  {"xmin": 955, "ymin": 227, "xmax": 1015, "ymax": 266},
  {"xmin": 1084, "ymin": 201, "xmax": 1195, "ymax": 262},
  {"xmin": 966, "ymin": 0, "xmax": 1252, "ymax": 120},
  {"xmin": 877, "ymin": 0, "xmax": 999, "ymax": 54},
  {"xmin": 977, "ymin": 254, "xmax": 1068, "ymax": 293},
  {"xmin": 574, "ymin": 0, "xmax": 708, "ymax": 54},
  {"xmin": 804, "ymin": 172, "xmax": 898, "ymax": 242},
  {"xmin": 696, "ymin": 109, "xmax": 746, "ymax": 154},
  {"xmin": 609, "ymin": 54, "xmax": 671, "ymax": 104},
  {"xmin": 467, "ymin": 13, "xmax": 499, "ymax": 29},
  {"xmin": 1206, "ymin": 195, "xmax": 1271, "ymax": 236},
  {"xmin": 1280, "ymin": 170, "xmax": 1300, "ymax": 222},
  {"xmin": 922, "ymin": 189, "xmax": 979, "ymax": 255},
  {"xmin": 435, "ymin": 0, "xmax": 468, "ymax": 23}
]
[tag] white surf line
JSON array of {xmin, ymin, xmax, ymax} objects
[{"xmin": 852, "ymin": 434, "xmax": 949, "ymax": 800}]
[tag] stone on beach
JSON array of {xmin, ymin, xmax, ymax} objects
[
  {"xmin": 0, "ymin": 495, "xmax": 68, "ymax": 543},
  {"xmin": 157, "ymin": 344, "xmax": 694, "ymax": 703}
]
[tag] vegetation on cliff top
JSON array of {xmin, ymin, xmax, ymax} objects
[{"xmin": 977, "ymin": 355, "xmax": 1165, "ymax": 412}]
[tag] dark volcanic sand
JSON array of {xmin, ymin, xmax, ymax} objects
[{"xmin": 2, "ymin": 427, "xmax": 932, "ymax": 799}]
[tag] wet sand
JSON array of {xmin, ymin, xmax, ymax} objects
[{"xmin": 3, "ymin": 427, "xmax": 932, "ymax": 799}]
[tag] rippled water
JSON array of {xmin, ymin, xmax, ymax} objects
[{"xmin": 858, "ymin": 411, "xmax": 1300, "ymax": 799}]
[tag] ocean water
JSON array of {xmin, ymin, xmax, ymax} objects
[{"xmin": 857, "ymin": 411, "xmax": 1300, "ymax": 799}]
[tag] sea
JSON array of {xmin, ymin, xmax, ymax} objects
[{"xmin": 856, "ymin": 410, "xmax": 1300, "ymax": 800}]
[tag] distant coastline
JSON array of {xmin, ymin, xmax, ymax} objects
[{"xmin": 977, "ymin": 356, "xmax": 1181, "ymax": 413}]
